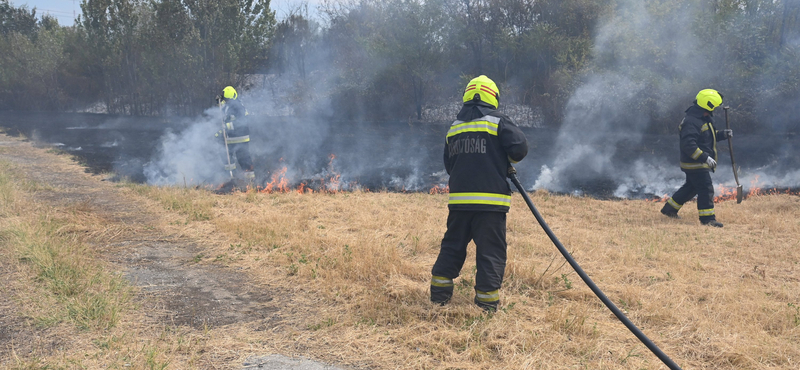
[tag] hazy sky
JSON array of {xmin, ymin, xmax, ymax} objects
[{"xmin": 18, "ymin": 0, "xmax": 322, "ymax": 26}]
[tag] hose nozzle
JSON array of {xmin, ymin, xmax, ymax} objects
[{"xmin": 507, "ymin": 166, "xmax": 517, "ymax": 177}]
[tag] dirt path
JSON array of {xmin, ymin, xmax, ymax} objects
[{"xmin": 0, "ymin": 135, "xmax": 342, "ymax": 369}]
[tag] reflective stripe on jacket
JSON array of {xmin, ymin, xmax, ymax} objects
[
  {"xmin": 678, "ymin": 105, "xmax": 726, "ymax": 173},
  {"xmin": 444, "ymin": 102, "xmax": 528, "ymax": 212},
  {"xmin": 221, "ymin": 98, "xmax": 250, "ymax": 141}
]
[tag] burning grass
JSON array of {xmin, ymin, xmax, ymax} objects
[
  {"xmin": 647, "ymin": 174, "xmax": 800, "ymax": 204},
  {"xmin": 2, "ymin": 141, "xmax": 800, "ymax": 369}
]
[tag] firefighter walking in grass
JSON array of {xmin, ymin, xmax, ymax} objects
[
  {"xmin": 216, "ymin": 86, "xmax": 255, "ymax": 179},
  {"xmin": 661, "ymin": 89, "xmax": 732, "ymax": 227},
  {"xmin": 430, "ymin": 75, "xmax": 528, "ymax": 311}
]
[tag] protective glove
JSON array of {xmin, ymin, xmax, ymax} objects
[
  {"xmin": 723, "ymin": 129, "xmax": 733, "ymax": 138},
  {"xmin": 706, "ymin": 156, "xmax": 717, "ymax": 169}
]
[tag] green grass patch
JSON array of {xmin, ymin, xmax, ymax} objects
[
  {"xmin": 8, "ymin": 216, "xmax": 131, "ymax": 330},
  {"xmin": 0, "ymin": 160, "xmax": 131, "ymax": 331}
]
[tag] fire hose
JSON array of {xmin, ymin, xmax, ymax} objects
[{"xmin": 507, "ymin": 166, "xmax": 682, "ymax": 370}]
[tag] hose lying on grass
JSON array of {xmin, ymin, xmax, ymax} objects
[{"xmin": 507, "ymin": 166, "xmax": 682, "ymax": 370}]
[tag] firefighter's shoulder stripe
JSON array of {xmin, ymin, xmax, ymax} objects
[
  {"xmin": 449, "ymin": 192, "xmax": 511, "ymax": 206},
  {"xmin": 447, "ymin": 115, "xmax": 501, "ymax": 138}
]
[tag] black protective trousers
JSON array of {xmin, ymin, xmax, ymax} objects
[
  {"xmin": 219, "ymin": 141, "xmax": 254, "ymax": 172},
  {"xmin": 667, "ymin": 171, "xmax": 716, "ymax": 222},
  {"xmin": 431, "ymin": 211, "xmax": 507, "ymax": 301},
  {"xmin": 230, "ymin": 142, "xmax": 253, "ymax": 171}
]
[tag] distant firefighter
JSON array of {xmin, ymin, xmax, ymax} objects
[
  {"xmin": 430, "ymin": 75, "xmax": 528, "ymax": 311},
  {"xmin": 215, "ymin": 86, "xmax": 255, "ymax": 180},
  {"xmin": 660, "ymin": 89, "xmax": 732, "ymax": 227}
]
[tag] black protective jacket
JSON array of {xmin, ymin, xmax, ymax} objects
[
  {"xmin": 221, "ymin": 98, "xmax": 250, "ymax": 144},
  {"xmin": 678, "ymin": 105, "xmax": 727, "ymax": 173},
  {"xmin": 444, "ymin": 102, "xmax": 528, "ymax": 212}
]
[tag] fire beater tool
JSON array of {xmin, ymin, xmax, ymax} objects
[
  {"xmin": 507, "ymin": 166, "xmax": 683, "ymax": 370},
  {"xmin": 723, "ymin": 106, "xmax": 743, "ymax": 203},
  {"xmin": 222, "ymin": 127, "xmax": 235, "ymax": 179}
]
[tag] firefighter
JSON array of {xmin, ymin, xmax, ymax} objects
[
  {"xmin": 430, "ymin": 75, "xmax": 528, "ymax": 311},
  {"xmin": 660, "ymin": 89, "xmax": 732, "ymax": 227},
  {"xmin": 215, "ymin": 86, "xmax": 255, "ymax": 179}
]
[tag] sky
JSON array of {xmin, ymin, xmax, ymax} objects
[{"xmin": 17, "ymin": 0, "xmax": 322, "ymax": 26}]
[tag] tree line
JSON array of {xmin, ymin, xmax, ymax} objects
[{"xmin": 1, "ymin": 0, "xmax": 798, "ymax": 132}]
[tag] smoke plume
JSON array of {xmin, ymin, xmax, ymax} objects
[{"xmin": 531, "ymin": 0, "xmax": 800, "ymax": 197}]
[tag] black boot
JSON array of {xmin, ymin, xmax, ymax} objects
[
  {"xmin": 474, "ymin": 296, "xmax": 498, "ymax": 312},
  {"xmin": 660, "ymin": 203, "xmax": 680, "ymax": 219},
  {"xmin": 430, "ymin": 282, "xmax": 453, "ymax": 306},
  {"xmin": 701, "ymin": 219, "xmax": 724, "ymax": 228}
]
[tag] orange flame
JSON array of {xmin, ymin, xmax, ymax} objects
[
  {"xmin": 319, "ymin": 154, "xmax": 344, "ymax": 193},
  {"xmin": 245, "ymin": 153, "xmax": 359, "ymax": 194},
  {"xmin": 713, "ymin": 174, "xmax": 800, "ymax": 202},
  {"xmin": 638, "ymin": 173, "xmax": 800, "ymax": 203},
  {"xmin": 645, "ymin": 194, "xmax": 669, "ymax": 202},
  {"xmin": 261, "ymin": 167, "xmax": 290, "ymax": 193},
  {"xmin": 429, "ymin": 184, "xmax": 449, "ymax": 194},
  {"xmin": 323, "ymin": 173, "xmax": 342, "ymax": 192}
]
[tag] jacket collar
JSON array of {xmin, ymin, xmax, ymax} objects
[
  {"xmin": 686, "ymin": 104, "xmax": 712, "ymax": 119},
  {"xmin": 457, "ymin": 101, "xmax": 497, "ymax": 121}
]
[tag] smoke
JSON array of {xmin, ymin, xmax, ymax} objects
[
  {"xmin": 139, "ymin": 1, "xmax": 451, "ymax": 192},
  {"xmin": 138, "ymin": 0, "xmax": 799, "ymax": 197},
  {"xmin": 141, "ymin": 69, "xmax": 444, "ymax": 191},
  {"xmin": 531, "ymin": 0, "xmax": 800, "ymax": 197},
  {"xmin": 530, "ymin": 0, "xmax": 697, "ymax": 196},
  {"xmin": 143, "ymin": 108, "xmax": 231, "ymax": 186},
  {"xmin": 532, "ymin": 73, "xmax": 648, "ymax": 193}
]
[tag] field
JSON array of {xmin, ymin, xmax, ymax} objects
[{"xmin": 1, "ymin": 132, "xmax": 799, "ymax": 370}]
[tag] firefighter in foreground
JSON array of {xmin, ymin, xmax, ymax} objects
[
  {"xmin": 660, "ymin": 89, "xmax": 732, "ymax": 227},
  {"xmin": 430, "ymin": 75, "xmax": 528, "ymax": 311},
  {"xmin": 215, "ymin": 86, "xmax": 255, "ymax": 180}
]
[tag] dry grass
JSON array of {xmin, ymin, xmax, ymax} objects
[
  {"xmin": 126, "ymin": 184, "xmax": 800, "ymax": 369},
  {"xmin": 2, "ymin": 142, "xmax": 800, "ymax": 369},
  {"xmin": 0, "ymin": 160, "xmax": 212, "ymax": 369}
]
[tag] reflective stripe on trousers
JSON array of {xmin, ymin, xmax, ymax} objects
[
  {"xmin": 430, "ymin": 276, "xmax": 454, "ymax": 288},
  {"xmin": 475, "ymin": 289, "xmax": 499, "ymax": 303},
  {"xmin": 448, "ymin": 192, "xmax": 511, "ymax": 207}
]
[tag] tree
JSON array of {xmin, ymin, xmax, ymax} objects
[
  {"xmin": 0, "ymin": 0, "xmax": 37, "ymax": 37},
  {"xmin": 371, "ymin": 0, "xmax": 449, "ymax": 119}
]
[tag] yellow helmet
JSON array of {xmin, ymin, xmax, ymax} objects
[
  {"xmin": 463, "ymin": 75, "xmax": 499, "ymax": 108},
  {"xmin": 695, "ymin": 89, "xmax": 723, "ymax": 111},
  {"xmin": 222, "ymin": 86, "xmax": 238, "ymax": 100}
]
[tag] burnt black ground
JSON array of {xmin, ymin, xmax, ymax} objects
[{"xmin": 0, "ymin": 111, "xmax": 796, "ymax": 199}]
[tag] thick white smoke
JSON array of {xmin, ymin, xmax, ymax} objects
[
  {"xmin": 532, "ymin": 73, "xmax": 648, "ymax": 192},
  {"xmin": 139, "ymin": 1, "xmax": 799, "ymax": 196},
  {"xmin": 143, "ymin": 108, "xmax": 231, "ymax": 186},
  {"xmin": 531, "ymin": 0, "xmax": 800, "ymax": 197},
  {"xmin": 141, "ymin": 70, "xmax": 442, "ymax": 191}
]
